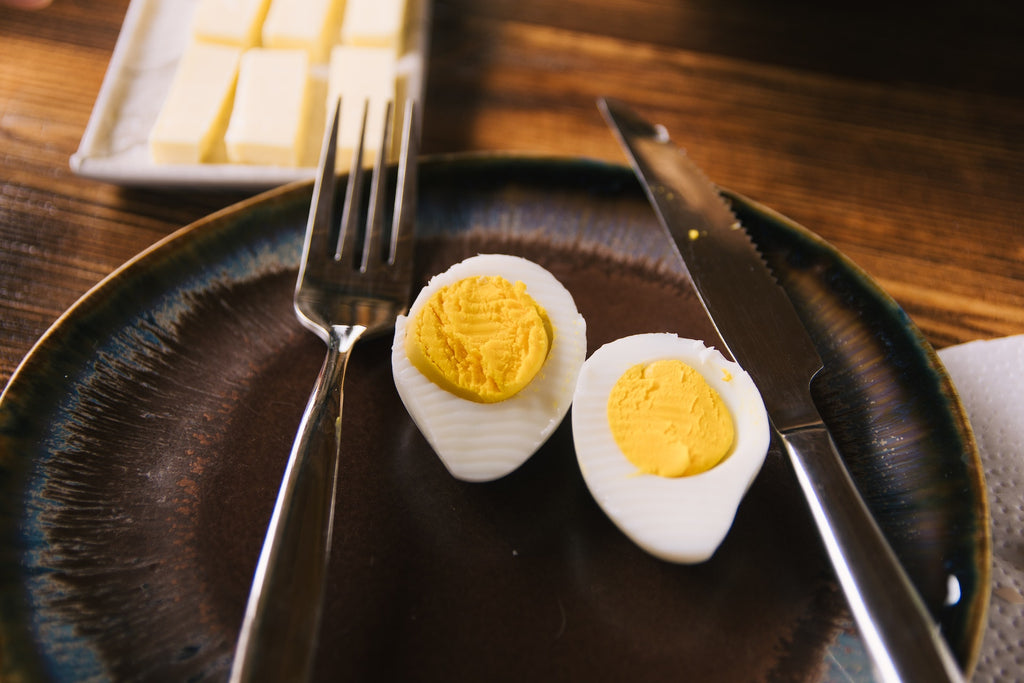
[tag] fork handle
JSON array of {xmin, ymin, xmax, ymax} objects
[{"xmin": 229, "ymin": 325, "xmax": 364, "ymax": 683}]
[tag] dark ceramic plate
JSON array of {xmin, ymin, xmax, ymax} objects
[{"xmin": 0, "ymin": 156, "xmax": 989, "ymax": 682}]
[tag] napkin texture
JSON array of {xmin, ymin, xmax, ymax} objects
[{"xmin": 938, "ymin": 335, "xmax": 1024, "ymax": 682}]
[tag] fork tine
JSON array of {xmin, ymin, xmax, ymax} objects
[
  {"xmin": 361, "ymin": 100, "xmax": 395, "ymax": 272},
  {"xmin": 337, "ymin": 99, "xmax": 369, "ymax": 264},
  {"xmin": 390, "ymin": 99, "xmax": 418, "ymax": 270},
  {"xmin": 301, "ymin": 97, "xmax": 341, "ymax": 272}
]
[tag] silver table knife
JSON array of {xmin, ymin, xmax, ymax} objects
[{"xmin": 599, "ymin": 97, "xmax": 964, "ymax": 683}]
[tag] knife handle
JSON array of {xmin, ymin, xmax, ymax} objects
[{"xmin": 780, "ymin": 425, "xmax": 965, "ymax": 683}]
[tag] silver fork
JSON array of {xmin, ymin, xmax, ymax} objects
[{"xmin": 229, "ymin": 97, "xmax": 417, "ymax": 683}]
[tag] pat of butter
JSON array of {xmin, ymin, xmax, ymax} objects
[
  {"xmin": 191, "ymin": 0, "xmax": 272, "ymax": 48},
  {"xmin": 149, "ymin": 41, "xmax": 241, "ymax": 164},
  {"xmin": 262, "ymin": 0, "xmax": 344, "ymax": 63},
  {"xmin": 224, "ymin": 48, "xmax": 311, "ymax": 167},
  {"xmin": 340, "ymin": 0, "xmax": 407, "ymax": 47},
  {"xmin": 326, "ymin": 45, "xmax": 396, "ymax": 163}
]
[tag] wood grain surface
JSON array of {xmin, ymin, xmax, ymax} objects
[{"xmin": 1, "ymin": 0, "xmax": 1022, "ymax": 388}]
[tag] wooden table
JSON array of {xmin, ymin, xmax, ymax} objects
[{"xmin": 1, "ymin": 0, "xmax": 1021, "ymax": 388}]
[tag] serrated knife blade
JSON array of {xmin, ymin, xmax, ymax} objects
[{"xmin": 599, "ymin": 97, "xmax": 964, "ymax": 683}]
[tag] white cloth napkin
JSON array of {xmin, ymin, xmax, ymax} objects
[{"xmin": 938, "ymin": 335, "xmax": 1024, "ymax": 682}]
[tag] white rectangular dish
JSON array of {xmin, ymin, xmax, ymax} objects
[{"xmin": 71, "ymin": 0, "xmax": 429, "ymax": 190}]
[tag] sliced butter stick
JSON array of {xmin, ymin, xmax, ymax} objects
[
  {"xmin": 191, "ymin": 0, "xmax": 272, "ymax": 48},
  {"xmin": 326, "ymin": 45, "xmax": 396, "ymax": 166},
  {"xmin": 340, "ymin": 0, "xmax": 407, "ymax": 47},
  {"xmin": 224, "ymin": 48, "xmax": 311, "ymax": 167},
  {"xmin": 149, "ymin": 42, "xmax": 242, "ymax": 164},
  {"xmin": 262, "ymin": 0, "xmax": 344, "ymax": 63}
]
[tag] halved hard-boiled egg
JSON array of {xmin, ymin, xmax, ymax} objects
[
  {"xmin": 392, "ymin": 254, "xmax": 587, "ymax": 482},
  {"xmin": 571, "ymin": 333, "xmax": 770, "ymax": 563}
]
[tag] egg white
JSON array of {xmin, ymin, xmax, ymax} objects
[
  {"xmin": 571, "ymin": 333, "xmax": 770, "ymax": 563},
  {"xmin": 392, "ymin": 254, "xmax": 587, "ymax": 482}
]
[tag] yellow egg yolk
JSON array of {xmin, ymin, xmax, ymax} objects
[
  {"xmin": 607, "ymin": 359, "xmax": 735, "ymax": 477},
  {"xmin": 406, "ymin": 275, "xmax": 553, "ymax": 403}
]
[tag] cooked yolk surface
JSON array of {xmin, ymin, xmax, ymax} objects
[
  {"xmin": 607, "ymin": 359, "xmax": 735, "ymax": 477},
  {"xmin": 406, "ymin": 275, "xmax": 552, "ymax": 403}
]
